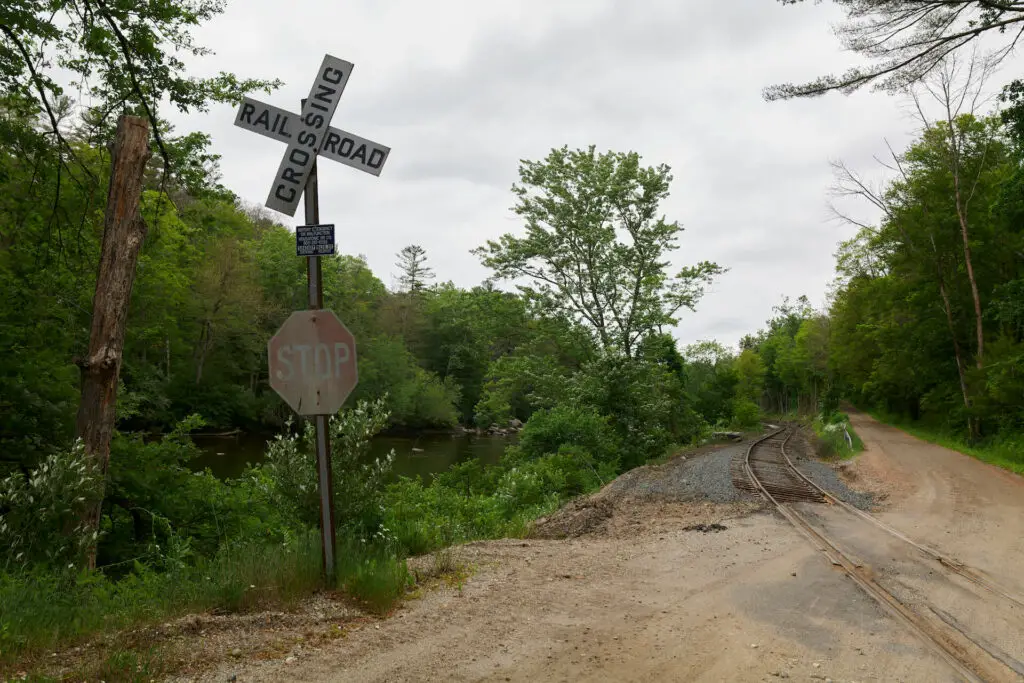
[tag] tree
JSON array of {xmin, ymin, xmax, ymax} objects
[
  {"xmin": 395, "ymin": 244, "xmax": 435, "ymax": 294},
  {"xmin": 474, "ymin": 145, "xmax": 725, "ymax": 358},
  {"xmin": 0, "ymin": 1, "xmax": 278, "ymax": 170},
  {"xmin": 909, "ymin": 56, "xmax": 999, "ymax": 368},
  {"xmin": 766, "ymin": 1, "xmax": 1024, "ymax": 100}
]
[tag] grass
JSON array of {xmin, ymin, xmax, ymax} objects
[
  {"xmin": 0, "ymin": 530, "xmax": 413, "ymax": 675},
  {"xmin": 334, "ymin": 538, "xmax": 411, "ymax": 615},
  {"xmin": 867, "ymin": 411, "xmax": 1024, "ymax": 476},
  {"xmin": 0, "ymin": 533, "xmax": 322, "ymax": 667},
  {"xmin": 811, "ymin": 412, "xmax": 865, "ymax": 460}
]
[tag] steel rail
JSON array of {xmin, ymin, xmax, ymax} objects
[
  {"xmin": 744, "ymin": 429, "xmax": 986, "ymax": 683},
  {"xmin": 776, "ymin": 432, "xmax": 1024, "ymax": 611}
]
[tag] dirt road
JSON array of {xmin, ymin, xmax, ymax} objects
[{"xmin": 191, "ymin": 414, "xmax": 1024, "ymax": 683}]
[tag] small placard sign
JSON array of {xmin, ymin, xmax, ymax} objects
[{"xmin": 296, "ymin": 224, "xmax": 336, "ymax": 256}]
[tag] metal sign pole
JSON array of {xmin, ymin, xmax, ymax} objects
[{"xmin": 303, "ymin": 99, "xmax": 337, "ymax": 582}]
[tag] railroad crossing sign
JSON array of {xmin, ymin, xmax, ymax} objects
[
  {"xmin": 233, "ymin": 54, "xmax": 391, "ymax": 216},
  {"xmin": 235, "ymin": 53, "xmax": 388, "ymax": 582},
  {"xmin": 268, "ymin": 310, "xmax": 358, "ymax": 416}
]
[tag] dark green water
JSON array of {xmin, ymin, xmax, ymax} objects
[{"xmin": 191, "ymin": 430, "xmax": 512, "ymax": 481}]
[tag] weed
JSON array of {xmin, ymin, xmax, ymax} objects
[{"xmin": 335, "ymin": 539, "xmax": 411, "ymax": 615}]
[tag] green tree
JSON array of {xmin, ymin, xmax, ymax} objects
[
  {"xmin": 1, "ymin": 1, "xmax": 278, "ymax": 169},
  {"xmin": 474, "ymin": 145, "xmax": 724, "ymax": 358}
]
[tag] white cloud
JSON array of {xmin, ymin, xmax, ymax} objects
[{"xmin": 167, "ymin": 0, "xmax": 1024, "ymax": 349}]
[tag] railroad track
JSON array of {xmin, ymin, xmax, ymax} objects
[{"xmin": 743, "ymin": 427, "xmax": 1024, "ymax": 683}]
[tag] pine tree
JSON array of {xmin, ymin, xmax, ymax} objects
[{"xmin": 396, "ymin": 244, "xmax": 435, "ymax": 293}]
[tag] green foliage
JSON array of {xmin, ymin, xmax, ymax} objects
[
  {"xmin": 0, "ymin": 532, "xmax": 323, "ymax": 664},
  {"xmin": 811, "ymin": 412, "xmax": 863, "ymax": 460},
  {"xmin": 355, "ymin": 336, "xmax": 460, "ymax": 429},
  {"xmin": 335, "ymin": 537, "xmax": 411, "ymax": 614},
  {"xmin": 103, "ymin": 416, "xmax": 296, "ymax": 569},
  {"xmin": 1, "ymin": 0, "xmax": 280, "ymax": 161},
  {"xmin": 513, "ymin": 404, "xmax": 619, "ymax": 466},
  {"xmin": 263, "ymin": 398, "xmax": 396, "ymax": 538},
  {"xmin": 568, "ymin": 354, "xmax": 701, "ymax": 467},
  {"xmin": 731, "ymin": 400, "xmax": 762, "ymax": 430},
  {"xmin": 0, "ymin": 441, "xmax": 102, "ymax": 572},
  {"xmin": 475, "ymin": 145, "xmax": 724, "ymax": 358},
  {"xmin": 683, "ymin": 341, "xmax": 738, "ymax": 427}
]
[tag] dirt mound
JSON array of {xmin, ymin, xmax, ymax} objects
[{"xmin": 529, "ymin": 496, "xmax": 615, "ymax": 539}]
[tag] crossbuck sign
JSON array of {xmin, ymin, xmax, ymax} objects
[
  {"xmin": 232, "ymin": 54, "xmax": 390, "ymax": 581},
  {"xmin": 233, "ymin": 54, "xmax": 391, "ymax": 216}
]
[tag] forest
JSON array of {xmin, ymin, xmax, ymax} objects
[
  {"xmin": 3, "ymin": 0, "xmax": 1024, "ymax": 676},
  {"xmin": 734, "ymin": 61, "xmax": 1024, "ymax": 474}
]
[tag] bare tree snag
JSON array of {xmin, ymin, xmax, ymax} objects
[{"xmin": 76, "ymin": 115, "xmax": 151, "ymax": 567}]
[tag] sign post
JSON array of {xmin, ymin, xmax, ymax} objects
[{"xmin": 237, "ymin": 54, "xmax": 390, "ymax": 581}]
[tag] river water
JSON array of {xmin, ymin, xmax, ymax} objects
[{"xmin": 191, "ymin": 430, "xmax": 512, "ymax": 481}]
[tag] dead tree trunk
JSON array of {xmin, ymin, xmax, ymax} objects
[{"xmin": 75, "ymin": 115, "xmax": 151, "ymax": 568}]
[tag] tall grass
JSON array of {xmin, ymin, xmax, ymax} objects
[
  {"xmin": 812, "ymin": 412, "xmax": 864, "ymax": 460},
  {"xmin": 0, "ymin": 531, "xmax": 410, "ymax": 667},
  {"xmin": 0, "ymin": 532, "xmax": 321, "ymax": 663},
  {"xmin": 335, "ymin": 538, "xmax": 411, "ymax": 614}
]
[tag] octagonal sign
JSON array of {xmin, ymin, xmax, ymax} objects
[{"xmin": 268, "ymin": 310, "xmax": 358, "ymax": 415}]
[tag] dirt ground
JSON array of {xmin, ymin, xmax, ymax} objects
[{"xmin": 173, "ymin": 412, "xmax": 1024, "ymax": 683}]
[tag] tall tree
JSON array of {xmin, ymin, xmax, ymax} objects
[
  {"xmin": 474, "ymin": 145, "xmax": 724, "ymax": 359},
  {"xmin": 395, "ymin": 244, "xmax": 435, "ymax": 294},
  {"xmin": 766, "ymin": 1, "xmax": 1024, "ymax": 99}
]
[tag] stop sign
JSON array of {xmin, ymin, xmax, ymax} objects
[{"xmin": 268, "ymin": 310, "xmax": 358, "ymax": 415}]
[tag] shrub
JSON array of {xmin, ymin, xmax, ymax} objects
[
  {"xmin": 812, "ymin": 411, "xmax": 863, "ymax": 459},
  {"xmin": 0, "ymin": 440, "xmax": 101, "ymax": 572},
  {"xmin": 514, "ymin": 404, "xmax": 619, "ymax": 465},
  {"xmin": 731, "ymin": 400, "xmax": 762, "ymax": 430},
  {"xmin": 102, "ymin": 416, "xmax": 296, "ymax": 570},
  {"xmin": 263, "ymin": 398, "xmax": 395, "ymax": 538},
  {"xmin": 567, "ymin": 355, "xmax": 692, "ymax": 467}
]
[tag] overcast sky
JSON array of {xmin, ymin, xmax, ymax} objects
[{"xmin": 167, "ymin": 0, "xmax": 1017, "ymax": 349}]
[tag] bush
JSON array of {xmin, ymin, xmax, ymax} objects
[
  {"xmin": 102, "ymin": 416, "xmax": 296, "ymax": 570},
  {"xmin": 0, "ymin": 440, "xmax": 101, "ymax": 572},
  {"xmin": 812, "ymin": 411, "xmax": 863, "ymax": 459},
  {"xmin": 731, "ymin": 400, "xmax": 762, "ymax": 430},
  {"xmin": 263, "ymin": 398, "xmax": 395, "ymax": 538},
  {"xmin": 514, "ymin": 404, "xmax": 619, "ymax": 465},
  {"xmin": 567, "ymin": 355, "xmax": 694, "ymax": 468}
]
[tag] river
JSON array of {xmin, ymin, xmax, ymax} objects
[{"xmin": 190, "ymin": 430, "xmax": 513, "ymax": 481}]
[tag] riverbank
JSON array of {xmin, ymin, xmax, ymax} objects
[{"xmin": 1, "ymin": 401, "xmax": 684, "ymax": 679}]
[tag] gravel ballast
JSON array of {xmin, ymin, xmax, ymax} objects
[
  {"xmin": 604, "ymin": 443, "xmax": 759, "ymax": 504},
  {"xmin": 602, "ymin": 433, "xmax": 874, "ymax": 511}
]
